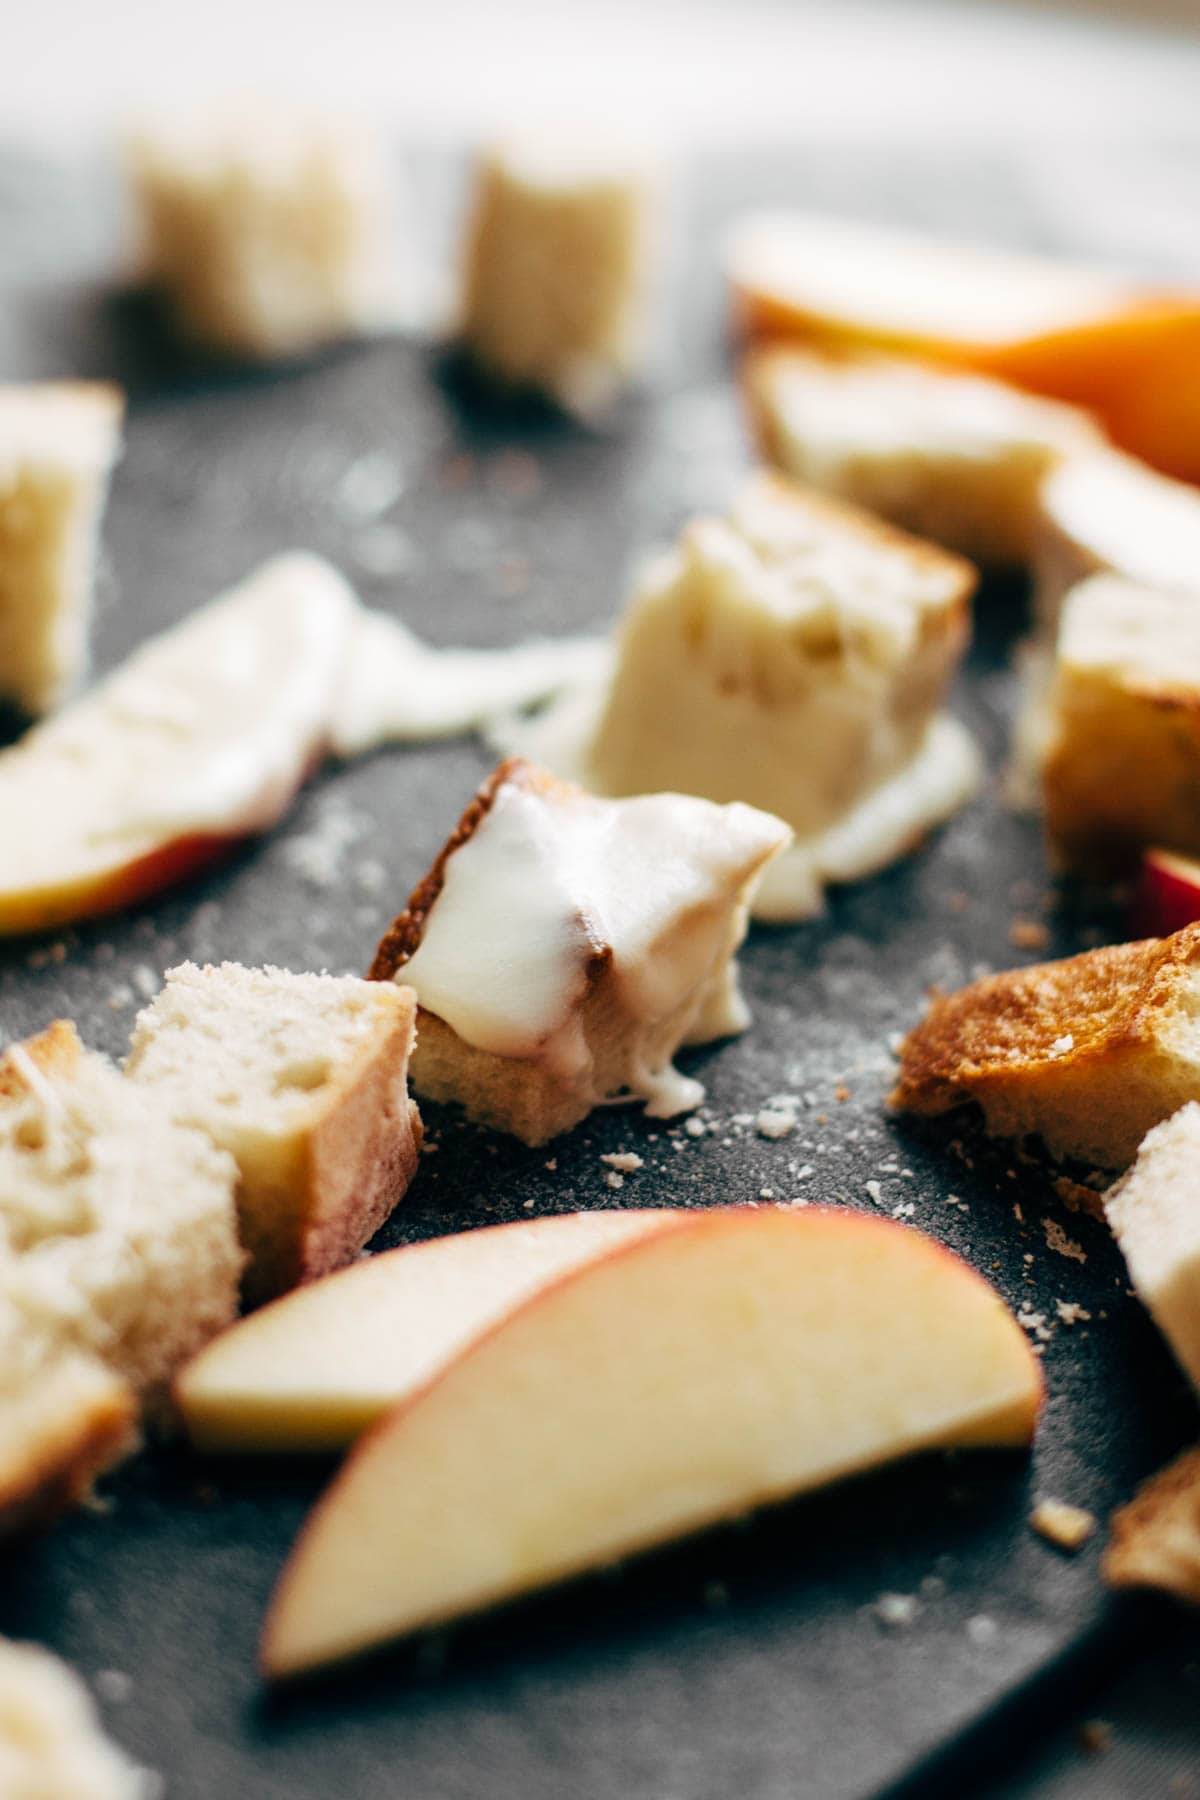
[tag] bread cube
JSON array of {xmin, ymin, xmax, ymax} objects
[
  {"xmin": 0, "ymin": 383, "xmax": 123, "ymax": 716},
  {"xmin": 0, "ymin": 1638, "xmax": 143, "ymax": 1794},
  {"xmin": 1105, "ymin": 1102, "xmax": 1200, "ymax": 1393}
]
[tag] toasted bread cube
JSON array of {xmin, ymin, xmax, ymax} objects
[
  {"xmin": 586, "ymin": 471, "xmax": 978, "ymax": 918},
  {"xmin": 369, "ymin": 757, "xmax": 789, "ymax": 1146},
  {"xmin": 1042, "ymin": 576, "xmax": 1200, "ymax": 877},
  {"xmin": 126, "ymin": 963, "xmax": 422, "ymax": 1304},
  {"xmin": 127, "ymin": 107, "xmax": 398, "ymax": 358},
  {"xmin": 891, "ymin": 922, "xmax": 1200, "ymax": 1169},
  {"xmin": 1103, "ymin": 1446, "xmax": 1200, "ymax": 1604},
  {"xmin": 1035, "ymin": 450, "xmax": 1200, "ymax": 634},
  {"xmin": 744, "ymin": 345, "xmax": 1098, "ymax": 566},
  {"xmin": 0, "ymin": 383, "xmax": 123, "ymax": 716},
  {"xmin": 1104, "ymin": 1103, "xmax": 1200, "ymax": 1393},
  {"xmin": 0, "ymin": 1022, "xmax": 242, "ymax": 1398},
  {"xmin": 0, "ymin": 1637, "xmax": 144, "ymax": 1794},
  {"xmin": 458, "ymin": 137, "xmax": 657, "ymax": 412}
]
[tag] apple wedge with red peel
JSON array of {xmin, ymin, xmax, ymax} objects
[
  {"xmin": 0, "ymin": 553, "xmax": 355, "ymax": 935},
  {"xmin": 1134, "ymin": 849, "xmax": 1200, "ymax": 940},
  {"xmin": 261, "ymin": 1206, "xmax": 1041, "ymax": 1680},
  {"xmin": 177, "ymin": 1209, "xmax": 684, "ymax": 1453}
]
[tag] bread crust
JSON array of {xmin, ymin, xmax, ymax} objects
[
  {"xmin": 1103, "ymin": 1446, "xmax": 1200, "ymax": 1604},
  {"xmin": 0, "ymin": 1358, "xmax": 137, "ymax": 1539},
  {"xmin": 892, "ymin": 925, "xmax": 1200, "ymax": 1118}
]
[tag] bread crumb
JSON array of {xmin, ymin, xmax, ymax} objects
[
  {"xmin": 756, "ymin": 1105, "xmax": 797, "ymax": 1140},
  {"xmin": 1077, "ymin": 1720, "xmax": 1113, "ymax": 1756},
  {"xmin": 1031, "ymin": 1498, "xmax": 1097, "ymax": 1551},
  {"xmin": 604, "ymin": 1170, "xmax": 625, "ymax": 1191},
  {"xmin": 1009, "ymin": 917, "xmax": 1050, "ymax": 952},
  {"xmin": 834, "ymin": 1085, "xmax": 851, "ymax": 1103},
  {"xmin": 684, "ymin": 1116, "xmax": 707, "ymax": 1138},
  {"xmin": 1043, "ymin": 1217, "xmax": 1087, "ymax": 1263},
  {"xmin": 1055, "ymin": 1300, "xmax": 1092, "ymax": 1326},
  {"xmin": 892, "ymin": 1201, "xmax": 916, "ymax": 1219},
  {"xmin": 865, "ymin": 1179, "xmax": 884, "ymax": 1206},
  {"xmin": 874, "ymin": 1592, "xmax": 918, "ymax": 1628},
  {"xmin": 1053, "ymin": 1175, "xmax": 1105, "ymax": 1221},
  {"xmin": 601, "ymin": 1152, "xmax": 644, "ymax": 1174},
  {"xmin": 1017, "ymin": 1308, "xmax": 1053, "ymax": 1342},
  {"xmin": 1047, "ymin": 1033, "xmax": 1074, "ymax": 1059},
  {"xmin": 544, "ymin": 1158, "xmax": 558, "ymax": 1172}
]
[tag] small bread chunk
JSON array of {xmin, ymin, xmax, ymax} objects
[
  {"xmin": 891, "ymin": 922, "xmax": 1200, "ymax": 1170},
  {"xmin": 1104, "ymin": 1104, "xmax": 1200, "ymax": 1392},
  {"xmin": 370, "ymin": 758, "xmax": 790, "ymax": 1146},
  {"xmin": 0, "ymin": 1638, "xmax": 144, "ymax": 1797},
  {"xmin": 0, "ymin": 384, "xmax": 123, "ymax": 716},
  {"xmin": 1103, "ymin": 1446, "xmax": 1200, "ymax": 1605},
  {"xmin": 586, "ymin": 471, "xmax": 978, "ymax": 919},
  {"xmin": 0, "ymin": 1317, "xmax": 136, "ymax": 1538},
  {"xmin": 0, "ymin": 1022, "xmax": 242, "ymax": 1397},
  {"xmin": 1043, "ymin": 576, "xmax": 1200, "ymax": 877},
  {"xmin": 458, "ymin": 137, "xmax": 657, "ymax": 413},
  {"xmin": 744, "ymin": 345, "xmax": 1097, "ymax": 566},
  {"xmin": 126, "ymin": 963, "xmax": 422, "ymax": 1303},
  {"xmin": 1035, "ymin": 450, "xmax": 1200, "ymax": 635},
  {"xmin": 127, "ymin": 107, "xmax": 398, "ymax": 358}
]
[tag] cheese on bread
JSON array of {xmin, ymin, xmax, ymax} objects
[{"xmin": 370, "ymin": 757, "xmax": 789, "ymax": 1145}]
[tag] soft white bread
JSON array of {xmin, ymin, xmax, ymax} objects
[
  {"xmin": 1103, "ymin": 1446, "xmax": 1200, "ymax": 1605},
  {"xmin": 458, "ymin": 136, "xmax": 657, "ymax": 412},
  {"xmin": 126, "ymin": 962, "xmax": 422, "ymax": 1304},
  {"xmin": 370, "ymin": 757, "xmax": 790, "ymax": 1146},
  {"xmin": 744, "ymin": 345, "xmax": 1098, "ymax": 566},
  {"xmin": 586, "ymin": 470, "xmax": 979, "ymax": 919},
  {"xmin": 127, "ymin": 105, "xmax": 398, "ymax": 358},
  {"xmin": 1043, "ymin": 576, "xmax": 1200, "ymax": 876},
  {"xmin": 0, "ymin": 383, "xmax": 123, "ymax": 716},
  {"xmin": 0, "ymin": 1315, "xmax": 135, "ymax": 1538},
  {"xmin": 1035, "ymin": 449, "xmax": 1200, "ymax": 635},
  {"xmin": 891, "ymin": 922, "xmax": 1200, "ymax": 1170},
  {"xmin": 0, "ymin": 1638, "xmax": 145, "ymax": 1798},
  {"xmin": 1104, "ymin": 1104, "xmax": 1200, "ymax": 1393},
  {"xmin": 0, "ymin": 1022, "xmax": 242, "ymax": 1397}
]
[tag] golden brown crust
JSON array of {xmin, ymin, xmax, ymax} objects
[
  {"xmin": 1103, "ymin": 1446, "xmax": 1200, "ymax": 1604},
  {"xmin": 890, "ymin": 924, "xmax": 1200, "ymax": 1115},
  {"xmin": 0, "ymin": 1361, "xmax": 138, "ymax": 1539},
  {"xmin": 0, "ymin": 1020, "xmax": 83, "ymax": 1100},
  {"xmin": 368, "ymin": 757, "xmax": 607, "ymax": 983}
]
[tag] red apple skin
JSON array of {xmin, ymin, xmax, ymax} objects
[{"xmin": 1133, "ymin": 849, "xmax": 1200, "ymax": 939}]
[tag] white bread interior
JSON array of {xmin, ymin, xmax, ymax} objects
[
  {"xmin": 370, "ymin": 758, "xmax": 789, "ymax": 1146},
  {"xmin": 1042, "ymin": 575, "xmax": 1200, "ymax": 876},
  {"xmin": 1104, "ymin": 1103, "xmax": 1200, "ymax": 1393},
  {"xmin": 458, "ymin": 136, "xmax": 657, "ymax": 412},
  {"xmin": 127, "ymin": 106, "xmax": 398, "ymax": 358},
  {"xmin": 0, "ymin": 1637, "xmax": 144, "ymax": 1798},
  {"xmin": 126, "ymin": 962, "xmax": 422, "ymax": 1303},
  {"xmin": 745, "ymin": 344, "xmax": 1098, "ymax": 566},
  {"xmin": 891, "ymin": 923, "xmax": 1200, "ymax": 1170},
  {"xmin": 0, "ymin": 383, "xmax": 123, "ymax": 716}
]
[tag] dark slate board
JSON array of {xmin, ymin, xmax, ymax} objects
[{"xmin": 0, "ymin": 145, "xmax": 1197, "ymax": 1800}]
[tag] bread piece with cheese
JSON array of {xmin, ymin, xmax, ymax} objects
[
  {"xmin": 127, "ymin": 106, "xmax": 398, "ymax": 359},
  {"xmin": 744, "ymin": 345, "xmax": 1098, "ymax": 566},
  {"xmin": 458, "ymin": 136, "xmax": 657, "ymax": 413},
  {"xmin": 1103, "ymin": 1447, "xmax": 1200, "ymax": 1605},
  {"xmin": 585, "ymin": 470, "xmax": 979, "ymax": 920},
  {"xmin": 1034, "ymin": 450, "xmax": 1200, "ymax": 635},
  {"xmin": 891, "ymin": 923, "xmax": 1200, "ymax": 1170},
  {"xmin": 126, "ymin": 963, "xmax": 422, "ymax": 1304},
  {"xmin": 0, "ymin": 1638, "xmax": 145, "ymax": 1797},
  {"xmin": 0, "ymin": 383, "xmax": 123, "ymax": 717},
  {"xmin": 1041, "ymin": 576, "xmax": 1200, "ymax": 876},
  {"xmin": 1104, "ymin": 1104, "xmax": 1200, "ymax": 1393},
  {"xmin": 369, "ymin": 758, "xmax": 790, "ymax": 1146},
  {"xmin": 0, "ymin": 1022, "xmax": 242, "ymax": 1397}
]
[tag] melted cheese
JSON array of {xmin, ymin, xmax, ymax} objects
[{"xmin": 399, "ymin": 776, "xmax": 789, "ymax": 1110}]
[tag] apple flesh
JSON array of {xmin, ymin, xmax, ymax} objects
[
  {"xmin": 176, "ymin": 1209, "xmax": 683, "ymax": 1452},
  {"xmin": 261, "ymin": 1205, "xmax": 1041, "ymax": 1679},
  {"xmin": 1134, "ymin": 849, "xmax": 1200, "ymax": 939}
]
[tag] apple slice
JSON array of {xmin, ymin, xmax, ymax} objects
[
  {"xmin": 261, "ymin": 1205, "xmax": 1041, "ymax": 1678},
  {"xmin": 1134, "ymin": 849, "xmax": 1200, "ymax": 939},
  {"xmin": 726, "ymin": 211, "xmax": 1200, "ymax": 481},
  {"xmin": 176, "ymin": 1209, "xmax": 683, "ymax": 1452},
  {"xmin": 0, "ymin": 553, "xmax": 355, "ymax": 935}
]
